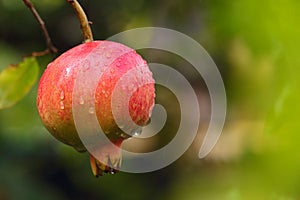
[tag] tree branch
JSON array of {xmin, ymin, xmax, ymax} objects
[
  {"xmin": 22, "ymin": 0, "xmax": 58, "ymax": 56},
  {"xmin": 66, "ymin": 0, "xmax": 94, "ymax": 43}
]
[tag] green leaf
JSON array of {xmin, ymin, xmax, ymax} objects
[{"xmin": 0, "ymin": 56, "xmax": 39, "ymax": 109}]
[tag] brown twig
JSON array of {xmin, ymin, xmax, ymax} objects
[
  {"xmin": 22, "ymin": 0, "xmax": 58, "ymax": 56},
  {"xmin": 66, "ymin": 0, "xmax": 94, "ymax": 43}
]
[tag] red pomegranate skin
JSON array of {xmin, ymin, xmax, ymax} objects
[{"xmin": 37, "ymin": 41, "xmax": 155, "ymax": 175}]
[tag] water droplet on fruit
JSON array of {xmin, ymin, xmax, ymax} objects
[
  {"xmin": 89, "ymin": 107, "xmax": 95, "ymax": 114},
  {"xmin": 79, "ymin": 96, "xmax": 85, "ymax": 105},
  {"xmin": 60, "ymin": 91, "xmax": 65, "ymax": 100},
  {"xmin": 110, "ymin": 68, "xmax": 115, "ymax": 73},
  {"xmin": 116, "ymin": 62, "xmax": 121, "ymax": 67},
  {"xmin": 60, "ymin": 101, "xmax": 65, "ymax": 110},
  {"xmin": 101, "ymin": 81, "xmax": 106, "ymax": 86},
  {"xmin": 65, "ymin": 67, "xmax": 71, "ymax": 76},
  {"xmin": 131, "ymin": 127, "xmax": 142, "ymax": 136},
  {"xmin": 102, "ymin": 89, "xmax": 106, "ymax": 94},
  {"xmin": 104, "ymin": 93, "xmax": 108, "ymax": 98}
]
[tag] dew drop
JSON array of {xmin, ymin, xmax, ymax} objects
[
  {"xmin": 79, "ymin": 96, "xmax": 85, "ymax": 105},
  {"xmin": 89, "ymin": 107, "xmax": 95, "ymax": 114},
  {"xmin": 101, "ymin": 81, "xmax": 106, "ymax": 86},
  {"xmin": 102, "ymin": 89, "xmax": 106, "ymax": 94},
  {"xmin": 65, "ymin": 67, "xmax": 71, "ymax": 76},
  {"xmin": 59, "ymin": 101, "xmax": 65, "ymax": 110},
  {"xmin": 104, "ymin": 93, "xmax": 108, "ymax": 98},
  {"xmin": 131, "ymin": 128, "xmax": 142, "ymax": 136},
  {"xmin": 60, "ymin": 90, "xmax": 65, "ymax": 100}
]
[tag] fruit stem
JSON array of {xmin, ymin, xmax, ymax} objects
[
  {"xmin": 22, "ymin": 0, "xmax": 58, "ymax": 55},
  {"xmin": 66, "ymin": 0, "xmax": 94, "ymax": 43}
]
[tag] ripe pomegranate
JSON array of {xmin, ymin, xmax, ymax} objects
[{"xmin": 37, "ymin": 41, "xmax": 155, "ymax": 176}]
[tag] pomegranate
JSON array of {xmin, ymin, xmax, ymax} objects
[{"xmin": 37, "ymin": 40, "xmax": 155, "ymax": 176}]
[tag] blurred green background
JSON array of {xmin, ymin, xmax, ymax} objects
[{"xmin": 1, "ymin": 0, "xmax": 300, "ymax": 199}]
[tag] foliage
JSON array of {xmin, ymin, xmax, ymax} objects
[{"xmin": 0, "ymin": 57, "xmax": 39, "ymax": 109}]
